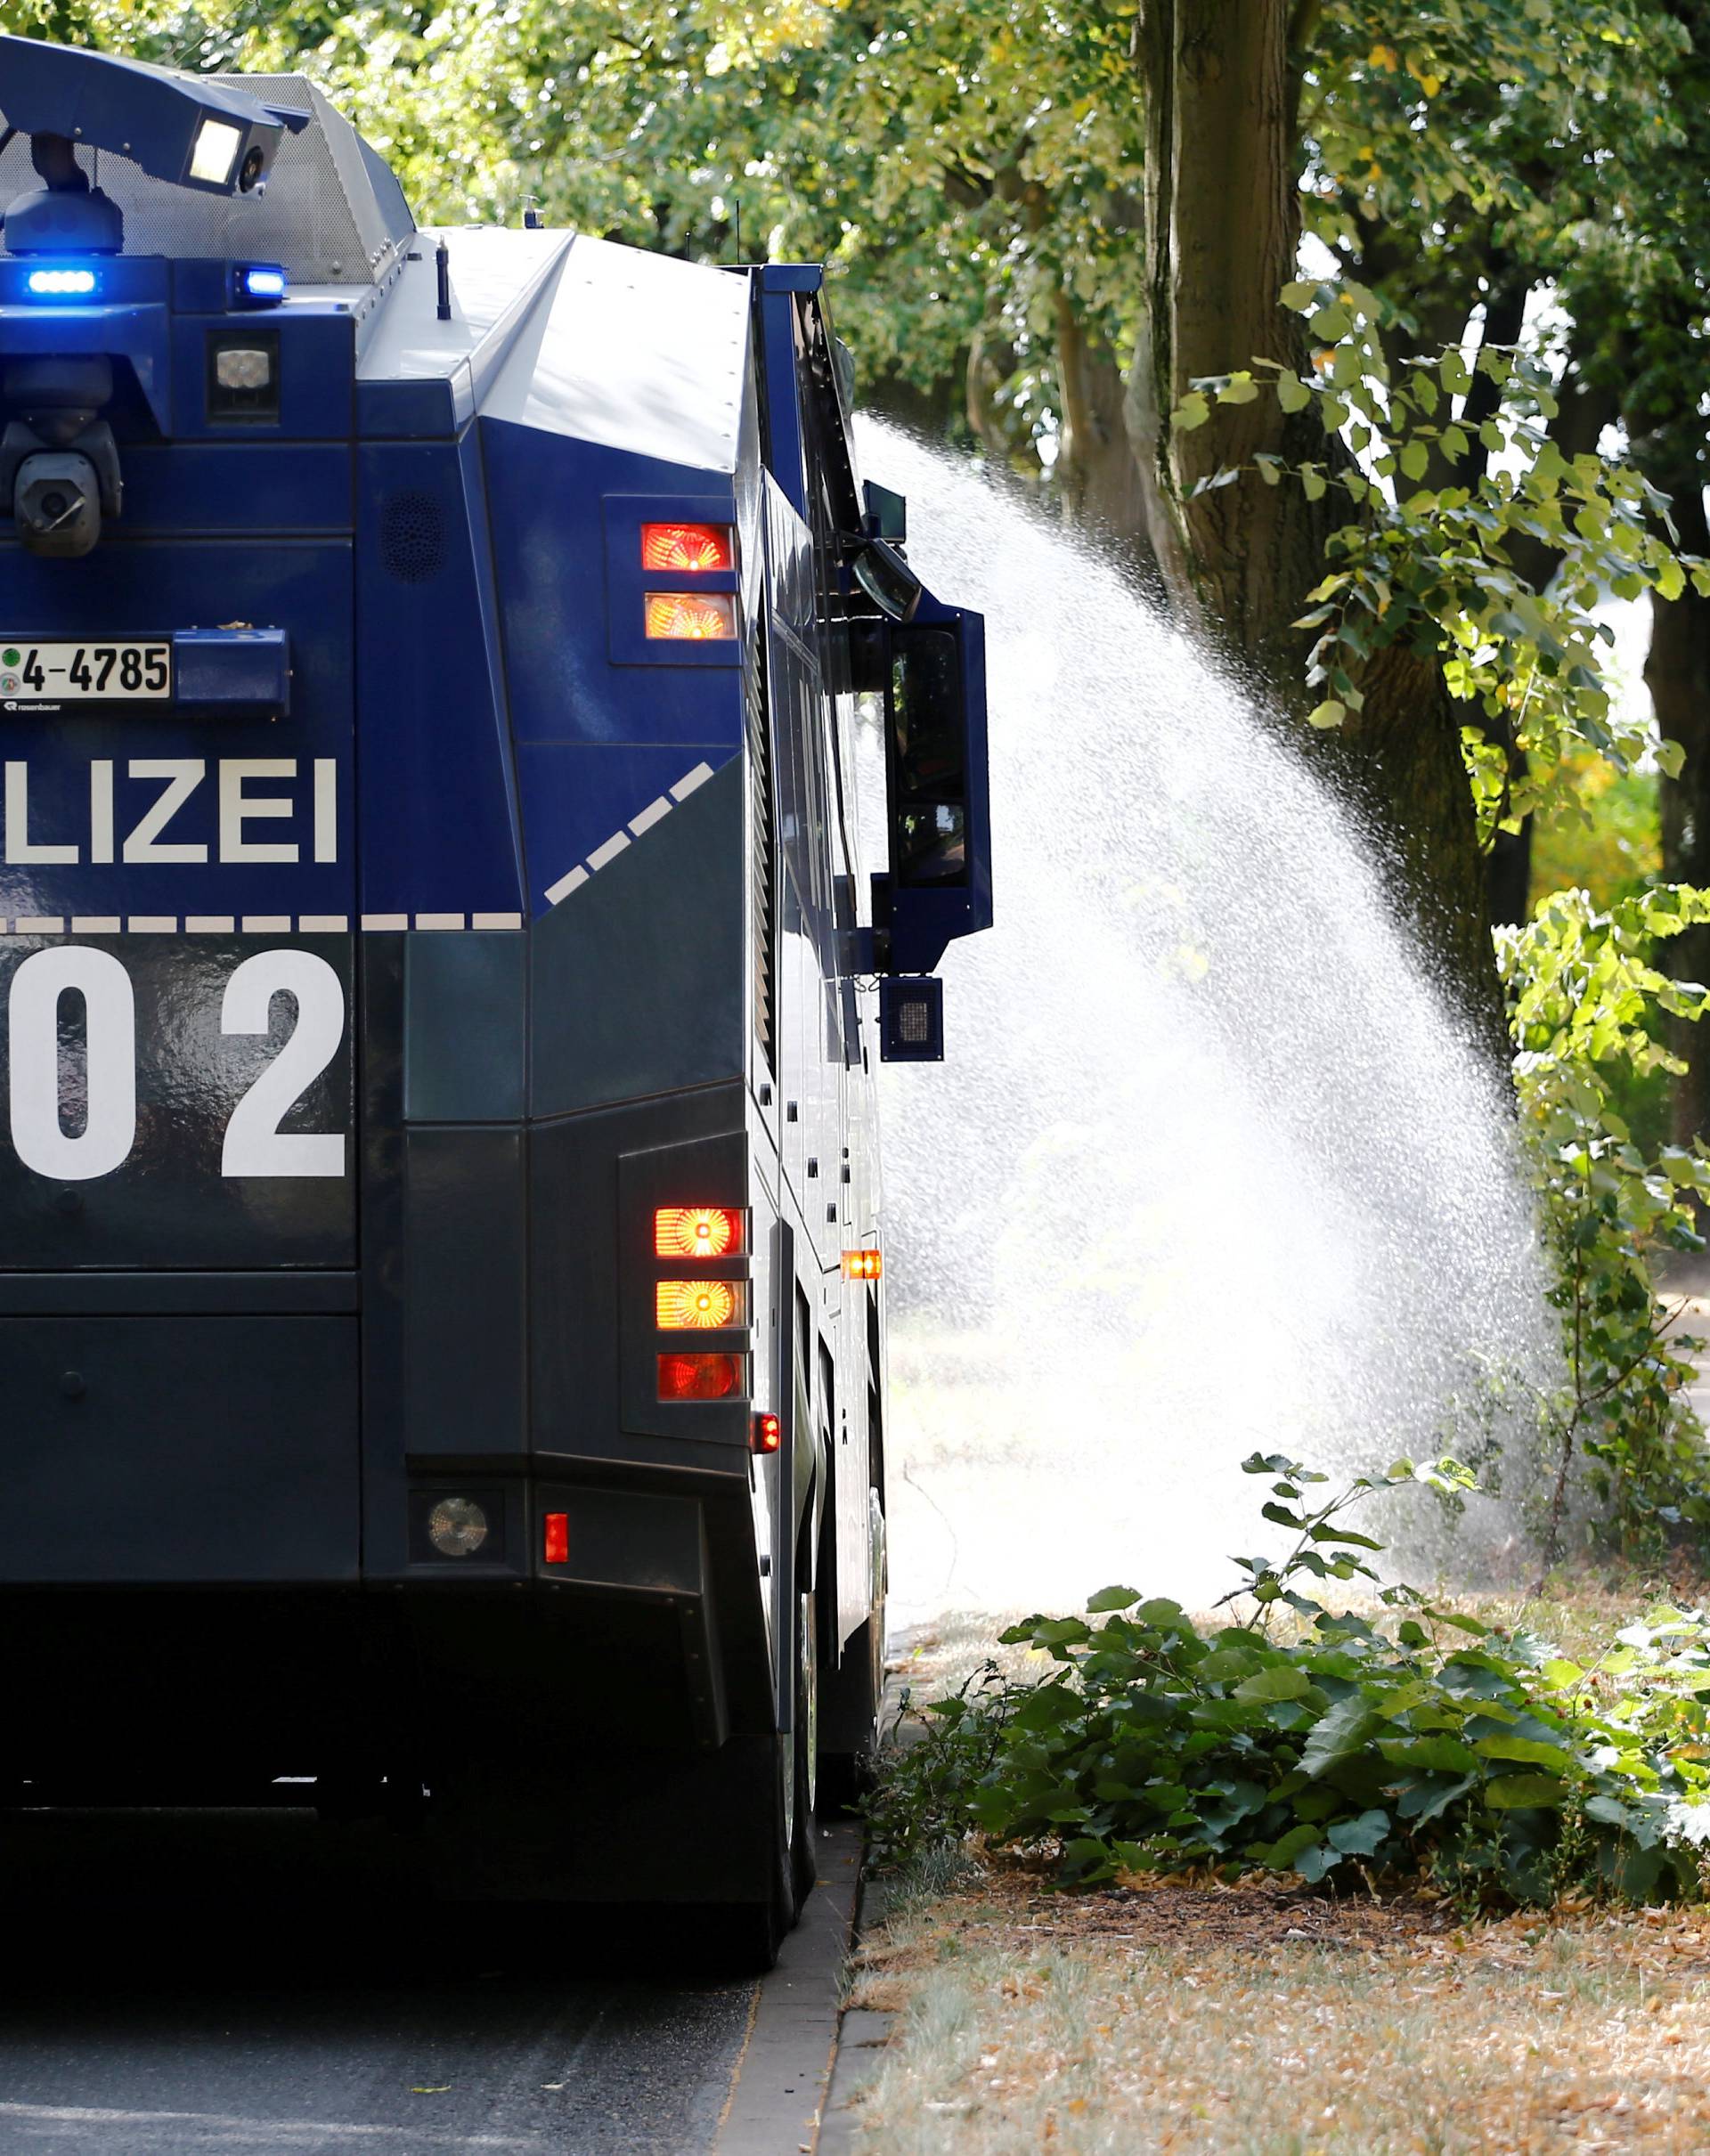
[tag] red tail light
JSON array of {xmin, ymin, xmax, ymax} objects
[
  {"xmin": 543, "ymin": 1511, "xmax": 568, "ymax": 1566},
  {"xmin": 752, "ymin": 1412, "xmax": 781, "ymax": 1454},
  {"xmin": 658, "ymin": 1351, "xmax": 744, "ymax": 1402},
  {"xmin": 655, "ymin": 1207, "xmax": 743, "ymax": 1260},
  {"xmin": 641, "ymin": 521, "xmax": 734, "ymax": 573},
  {"xmin": 645, "ymin": 590, "xmax": 737, "ymax": 641}
]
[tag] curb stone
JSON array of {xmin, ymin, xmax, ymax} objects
[
  {"xmin": 815, "ymin": 1671, "xmax": 920, "ymax": 2153},
  {"xmin": 712, "ymin": 1820, "xmax": 862, "ymax": 2156}
]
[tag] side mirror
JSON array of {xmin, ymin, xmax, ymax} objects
[{"xmin": 870, "ymin": 600, "xmax": 992, "ymax": 976}]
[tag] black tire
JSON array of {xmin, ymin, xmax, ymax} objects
[
  {"xmin": 818, "ymin": 1607, "xmax": 884, "ymax": 1811},
  {"xmin": 792, "ymin": 1591, "xmax": 819, "ymax": 1911}
]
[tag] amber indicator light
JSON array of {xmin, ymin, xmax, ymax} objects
[
  {"xmin": 842, "ymin": 1249, "xmax": 883, "ymax": 1281},
  {"xmin": 655, "ymin": 1207, "xmax": 744, "ymax": 1260},
  {"xmin": 645, "ymin": 590, "xmax": 737, "ymax": 641},
  {"xmin": 656, "ymin": 1279, "xmax": 745, "ymax": 1330}
]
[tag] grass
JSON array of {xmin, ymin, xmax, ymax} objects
[
  {"xmin": 847, "ymin": 1861, "xmax": 1710, "ymax": 2153},
  {"xmin": 851, "ymin": 1573, "xmax": 1710, "ymax": 2155}
]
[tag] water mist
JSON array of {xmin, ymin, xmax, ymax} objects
[{"xmin": 858, "ymin": 423, "xmax": 1555, "ymax": 1625}]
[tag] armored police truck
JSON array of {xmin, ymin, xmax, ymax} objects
[{"xmin": 0, "ymin": 36, "xmax": 990, "ymax": 1960}]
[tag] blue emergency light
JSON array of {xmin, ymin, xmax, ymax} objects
[
  {"xmin": 23, "ymin": 265, "xmax": 97, "ymax": 297},
  {"xmin": 234, "ymin": 263, "xmax": 288, "ymax": 305}
]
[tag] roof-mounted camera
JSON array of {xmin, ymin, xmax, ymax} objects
[{"xmin": 0, "ymin": 36, "xmax": 309, "ymax": 256}]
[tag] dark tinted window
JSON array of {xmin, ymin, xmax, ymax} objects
[{"xmin": 890, "ymin": 631, "xmax": 967, "ymax": 887}]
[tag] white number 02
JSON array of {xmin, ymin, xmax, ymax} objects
[{"xmin": 6, "ymin": 945, "xmax": 345, "ymax": 1182}]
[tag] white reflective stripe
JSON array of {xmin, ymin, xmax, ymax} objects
[
  {"xmin": 544, "ymin": 866, "xmax": 589, "ymax": 906},
  {"xmin": 360, "ymin": 913, "xmax": 409, "ymax": 931},
  {"xmin": 126, "ymin": 916, "xmax": 175, "ymax": 932},
  {"xmin": 671, "ymin": 761, "xmax": 714, "ymax": 801},
  {"xmin": 71, "ymin": 916, "xmax": 121, "ymax": 933},
  {"xmin": 14, "ymin": 916, "xmax": 62, "ymax": 933},
  {"xmin": 587, "ymin": 831, "xmax": 631, "ymax": 872},
  {"xmin": 629, "ymin": 795, "xmax": 672, "ymax": 837},
  {"xmin": 240, "ymin": 915, "xmax": 290, "ymax": 933},
  {"xmin": 472, "ymin": 911, "xmax": 524, "ymax": 930},
  {"xmin": 297, "ymin": 914, "xmax": 349, "ymax": 932},
  {"xmin": 414, "ymin": 912, "xmax": 464, "ymax": 931},
  {"xmin": 185, "ymin": 916, "xmax": 235, "ymax": 932}
]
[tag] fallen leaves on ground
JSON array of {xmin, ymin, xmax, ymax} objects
[{"xmin": 847, "ymin": 1858, "xmax": 1710, "ymax": 2153}]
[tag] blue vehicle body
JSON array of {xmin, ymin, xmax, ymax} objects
[{"xmin": 0, "ymin": 38, "xmax": 990, "ymax": 1952}]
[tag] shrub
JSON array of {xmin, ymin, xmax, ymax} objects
[
  {"xmin": 1499, "ymin": 885, "xmax": 1710, "ymax": 1566},
  {"xmin": 870, "ymin": 1454, "xmax": 1710, "ymax": 1908}
]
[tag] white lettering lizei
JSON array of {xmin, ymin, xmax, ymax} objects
[{"xmin": 0, "ymin": 758, "xmax": 339, "ymax": 866}]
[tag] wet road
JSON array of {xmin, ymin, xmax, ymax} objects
[{"xmin": 0, "ymin": 1809, "xmax": 756, "ymax": 2154}]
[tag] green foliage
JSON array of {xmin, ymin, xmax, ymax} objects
[
  {"xmin": 1530, "ymin": 754, "xmax": 1663, "ymax": 915},
  {"xmin": 1175, "ymin": 287, "xmax": 1704, "ymax": 843},
  {"xmin": 869, "ymin": 1454, "xmax": 1710, "ymax": 1907},
  {"xmin": 1498, "ymin": 887, "xmax": 1710, "ymax": 1559}
]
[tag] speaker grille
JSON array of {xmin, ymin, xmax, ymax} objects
[{"xmin": 379, "ymin": 492, "xmax": 447, "ymax": 584}]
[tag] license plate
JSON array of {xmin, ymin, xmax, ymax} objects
[{"xmin": 0, "ymin": 640, "xmax": 171, "ymax": 702}]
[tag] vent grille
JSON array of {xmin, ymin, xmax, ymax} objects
[
  {"xmin": 747, "ymin": 645, "xmax": 777, "ymax": 1070},
  {"xmin": 380, "ymin": 492, "xmax": 446, "ymax": 584}
]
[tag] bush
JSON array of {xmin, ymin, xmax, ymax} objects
[
  {"xmin": 870, "ymin": 1454, "xmax": 1710, "ymax": 1908},
  {"xmin": 1499, "ymin": 885, "xmax": 1710, "ymax": 1565}
]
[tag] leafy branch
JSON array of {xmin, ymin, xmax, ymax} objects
[{"xmin": 1173, "ymin": 279, "xmax": 1706, "ymax": 848}]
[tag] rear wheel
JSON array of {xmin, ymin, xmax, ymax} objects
[
  {"xmin": 818, "ymin": 1607, "xmax": 884, "ymax": 1810},
  {"xmin": 792, "ymin": 1591, "xmax": 819, "ymax": 1910}
]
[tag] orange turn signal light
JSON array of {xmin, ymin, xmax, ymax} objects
[
  {"xmin": 752, "ymin": 1412, "xmax": 781, "ymax": 1455},
  {"xmin": 641, "ymin": 521, "xmax": 735, "ymax": 573},
  {"xmin": 658, "ymin": 1351, "xmax": 745, "ymax": 1402},
  {"xmin": 656, "ymin": 1279, "xmax": 745, "ymax": 1330},
  {"xmin": 645, "ymin": 590, "xmax": 737, "ymax": 641},
  {"xmin": 543, "ymin": 1511, "xmax": 569, "ymax": 1566},
  {"xmin": 655, "ymin": 1207, "xmax": 744, "ymax": 1260},
  {"xmin": 842, "ymin": 1249, "xmax": 883, "ymax": 1281}
]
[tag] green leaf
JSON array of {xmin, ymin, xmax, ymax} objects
[
  {"xmin": 1085, "ymin": 1586, "xmax": 1141, "ymax": 1613},
  {"xmin": 1277, "ymin": 375, "xmax": 1311, "ymax": 414},
  {"xmin": 1234, "ymin": 1664, "xmax": 1312, "ymax": 1704},
  {"xmin": 1484, "ymin": 1773, "xmax": 1567, "ymax": 1810},
  {"xmin": 1258, "ymin": 1820, "xmax": 1323, "ymax": 1869},
  {"xmin": 1311, "ymin": 304, "xmax": 1351, "ymax": 340},
  {"xmin": 1175, "ymin": 390, "xmax": 1210, "ymax": 431},
  {"xmin": 1307, "ymin": 699, "xmax": 1346, "ymax": 728},
  {"xmin": 1474, "ymin": 1734, "xmax": 1574, "ymax": 1770},
  {"xmin": 1399, "ymin": 440, "xmax": 1429, "ymax": 482},
  {"xmin": 1326, "ymin": 1808, "xmax": 1390, "ymax": 1856},
  {"xmin": 1380, "ymin": 1736, "xmax": 1479, "ymax": 1773},
  {"xmin": 1301, "ymin": 1694, "xmax": 1382, "ymax": 1778},
  {"xmin": 1280, "ymin": 280, "xmax": 1319, "ymax": 310}
]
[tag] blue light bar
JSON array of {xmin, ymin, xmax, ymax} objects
[
  {"xmin": 236, "ymin": 264, "xmax": 288, "ymax": 305},
  {"xmin": 25, "ymin": 266, "xmax": 98, "ymax": 297}
]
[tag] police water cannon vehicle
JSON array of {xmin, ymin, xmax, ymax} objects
[{"xmin": 0, "ymin": 34, "xmax": 991, "ymax": 1959}]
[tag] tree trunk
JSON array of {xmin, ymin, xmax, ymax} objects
[
  {"xmin": 1648, "ymin": 483, "xmax": 1710, "ymax": 1142},
  {"xmin": 1053, "ymin": 299, "xmax": 1160, "ymax": 592},
  {"xmin": 1126, "ymin": 0, "xmax": 1503, "ymax": 1052}
]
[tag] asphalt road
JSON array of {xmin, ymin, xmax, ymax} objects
[{"xmin": 0, "ymin": 1807, "xmax": 759, "ymax": 2155}]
